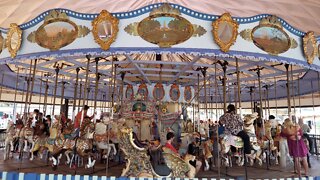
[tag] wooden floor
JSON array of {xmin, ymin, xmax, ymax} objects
[{"xmin": 0, "ymin": 152, "xmax": 319, "ymax": 179}]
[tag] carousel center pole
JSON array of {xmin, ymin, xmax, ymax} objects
[
  {"xmin": 52, "ymin": 67, "xmax": 60, "ymax": 116},
  {"xmin": 28, "ymin": 59, "xmax": 38, "ymax": 115}
]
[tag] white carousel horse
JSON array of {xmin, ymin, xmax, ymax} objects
[
  {"xmin": 94, "ymin": 119, "xmax": 117, "ymax": 159},
  {"xmin": 4, "ymin": 121, "xmax": 16, "ymax": 160},
  {"xmin": 220, "ymin": 113, "xmax": 263, "ymax": 167},
  {"xmin": 18, "ymin": 119, "xmax": 34, "ymax": 153}
]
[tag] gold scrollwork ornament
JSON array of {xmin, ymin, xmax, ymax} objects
[
  {"xmin": 212, "ymin": 13, "xmax": 239, "ymax": 52},
  {"xmin": 303, "ymin": 31, "xmax": 317, "ymax": 64},
  {"xmin": 7, "ymin": 23, "xmax": 22, "ymax": 58},
  {"xmin": 92, "ymin": 10, "xmax": 119, "ymax": 50}
]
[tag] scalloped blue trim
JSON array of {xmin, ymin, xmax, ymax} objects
[
  {"xmin": 0, "ymin": 3, "xmax": 313, "ymax": 38},
  {"xmin": 1, "ymin": 47, "xmax": 319, "ymax": 71}
]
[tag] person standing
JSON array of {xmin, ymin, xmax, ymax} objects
[{"xmin": 281, "ymin": 118, "xmax": 309, "ymax": 177}]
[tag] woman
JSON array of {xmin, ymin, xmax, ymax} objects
[{"xmin": 281, "ymin": 118, "xmax": 308, "ymax": 177}]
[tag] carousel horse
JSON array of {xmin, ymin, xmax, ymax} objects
[
  {"xmin": 61, "ymin": 118, "xmax": 96, "ymax": 169},
  {"xmin": 119, "ymin": 127, "xmax": 197, "ymax": 178},
  {"xmin": 18, "ymin": 118, "xmax": 34, "ymax": 153},
  {"xmin": 4, "ymin": 121, "xmax": 16, "ymax": 160},
  {"xmin": 220, "ymin": 113, "xmax": 262, "ymax": 167},
  {"xmin": 93, "ymin": 117, "xmax": 117, "ymax": 159},
  {"xmin": 30, "ymin": 121, "xmax": 64, "ymax": 162},
  {"xmin": 258, "ymin": 120, "xmax": 279, "ymax": 165}
]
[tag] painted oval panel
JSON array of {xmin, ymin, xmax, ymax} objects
[
  {"xmin": 138, "ymin": 14, "xmax": 194, "ymax": 47},
  {"xmin": 184, "ymin": 86, "xmax": 192, "ymax": 103},
  {"xmin": 35, "ymin": 19, "xmax": 78, "ymax": 51},
  {"xmin": 252, "ymin": 25, "xmax": 290, "ymax": 55},
  {"xmin": 170, "ymin": 84, "xmax": 180, "ymax": 101},
  {"xmin": 153, "ymin": 83, "xmax": 165, "ymax": 101}
]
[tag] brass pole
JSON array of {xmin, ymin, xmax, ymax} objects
[
  {"xmin": 38, "ymin": 72, "xmax": 43, "ymax": 110},
  {"xmin": 257, "ymin": 67, "xmax": 264, "ymax": 134},
  {"xmin": 24, "ymin": 61, "xmax": 33, "ymax": 119},
  {"xmin": 274, "ymin": 77, "xmax": 278, "ymax": 117},
  {"xmin": 285, "ymin": 64, "xmax": 291, "ymax": 119},
  {"xmin": 43, "ymin": 78, "xmax": 49, "ymax": 116},
  {"xmin": 222, "ymin": 62, "xmax": 227, "ymax": 113},
  {"xmin": 60, "ymin": 80, "xmax": 66, "ymax": 114},
  {"xmin": 311, "ymin": 81, "xmax": 316, "ymax": 135},
  {"xmin": 0, "ymin": 73, "xmax": 4, "ymax": 101},
  {"xmin": 83, "ymin": 55, "xmax": 91, "ymax": 106},
  {"xmin": 13, "ymin": 67, "xmax": 20, "ymax": 123},
  {"xmin": 197, "ymin": 73, "xmax": 200, "ymax": 132},
  {"xmin": 112, "ymin": 63, "xmax": 117, "ymax": 107},
  {"xmin": 214, "ymin": 62, "xmax": 220, "ymax": 179},
  {"xmin": 120, "ymin": 72, "xmax": 126, "ymax": 114},
  {"xmin": 266, "ymin": 86, "xmax": 270, "ymax": 118},
  {"xmin": 93, "ymin": 58, "xmax": 100, "ymax": 113},
  {"xmin": 78, "ymin": 82, "xmax": 82, "ymax": 113},
  {"xmin": 236, "ymin": 58, "xmax": 241, "ymax": 115},
  {"xmin": 111, "ymin": 58, "xmax": 115, "ymax": 107},
  {"xmin": 291, "ymin": 65, "xmax": 296, "ymax": 115},
  {"xmin": 297, "ymin": 75, "xmax": 301, "ymax": 117},
  {"xmin": 73, "ymin": 68, "xmax": 80, "ymax": 120},
  {"xmin": 250, "ymin": 87, "xmax": 254, "ymax": 113},
  {"xmin": 201, "ymin": 67, "xmax": 208, "ymax": 119},
  {"xmin": 28, "ymin": 59, "xmax": 38, "ymax": 114},
  {"xmin": 52, "ymin": 67, "xmax": 60, "ymax": 115}
]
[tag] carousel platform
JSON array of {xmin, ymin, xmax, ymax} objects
[{"xmin": 0, "ymin": 153, "xmax": 319, "ymax": 179}]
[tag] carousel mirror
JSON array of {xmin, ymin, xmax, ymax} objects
[
  {"xmin": 303, "ymin": 31, "xmax": 316, "ymax": 64},
  {"xmin": 138, "ymin": 83, "xmax": 148, "ymax": 100},
  {"xmin": 170, "ymin": 84, "xmax": 180, "ymax": 101},
  {"xmin": 153, "ymin": 83, "xmax": 165, "ymax": 101},
  {"xmin": 184, "ymin": 86, "xmax": 192, "ymax": 103},
  {"xmin": 0, "ymin": 33, "xmax": 3, "ymax": 54},
  {"xmin": 212, "ymin": 13, "xmax": 238, "ymax": 52},
  {"xmin": 92, "ymin": 10, "xmax": 119, "ymax": 50},
  {"xmin": 6, "ymin": 23, "xmax": 22, "ymax": 58},
  {"xmin": 125, "ymin": 85, "xmax": 134, "ymax": 100}
]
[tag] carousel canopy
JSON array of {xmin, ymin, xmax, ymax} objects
[
  {"xmin": 0, "ymin": 1, "xmax": 319, "ymax": 104},
  {"xmin": 0, "ymin": 0, "xmax": 320, "ymax": 36}
]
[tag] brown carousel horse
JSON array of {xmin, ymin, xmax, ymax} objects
[
  {"xmin": 59, "ymin": 117, "xmax": 96, "ymax": 169},
  {"xmin": 258, "ymin": 120, "xmax": 279, "ymax": 165}
]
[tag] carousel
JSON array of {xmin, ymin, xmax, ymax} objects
[{"xmin": 0, "ymin": 0, "xmax": 319, "ymax": 179}]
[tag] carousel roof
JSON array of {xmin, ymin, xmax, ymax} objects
[
  {"xmin": 0, "ymin": 1, "xmax": 319, "ymax": 104},
  {"xmin": 0, "ymin": 0, "xmax": 320, "ymax": 35}
]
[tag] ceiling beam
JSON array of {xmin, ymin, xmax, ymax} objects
[
  {"xmin": 126, "ymin": 54, "xmax": 151, "ymax": 84},
  {"xmin": 169, "ymin": 56, "xmax": 201, "ymax": 84}
]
